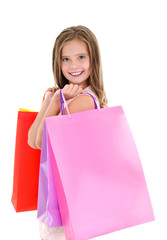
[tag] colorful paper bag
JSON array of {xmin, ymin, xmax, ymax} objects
[
  {"xmin": 37, "ymin": 91, "xmax": 99, "ymax": 227},
  {"xmin": 38, "ymin": 90, "xmax": 155, "ymax": 239},
  {"xmin": 11, "ymin": 109, "xmax": 41, "ymax": 212},
  {"xmin": 37, "ymin": 121, "xmax": 62, "ymax": 226}
]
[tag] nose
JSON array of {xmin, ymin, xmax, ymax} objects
[{"xmin": 70, "ymin": 59, "xmax": 80, "ymax": 70}]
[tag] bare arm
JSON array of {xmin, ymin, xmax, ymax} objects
[
  {"xmin": 28, "ymin": 84, "xmax": 83, "ymax": 150},
  {"xmin": 35, "ymin": 90, "xmax": 61, "ymax": 149},
  {"xmin": 28, "ymin": 91, "xmax": 56, "ymax": 149}
]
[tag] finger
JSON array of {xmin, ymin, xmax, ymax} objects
[
  {"xmin": 77, "ymin": 86, "xmax": 83, "ymax": 92},
  {"xmin": 45, "ymin": 88, "xmax": 52, "ymax": 94},
  {"xmin": 72, "ymin": 84, "xmax": 79, "ymax": 92},
  {"xmin": 69, "ymin": 83, "xmax": 75, "ymax": 91},
  {"xmin": 68, "ymin": 84, "xmax": 76, "ymax": 95},
  {"xmin": 52, "ymin": 87, "xmax": 57, "ymax": 93},
  {"xmin": 72, "ymin": 84, "xmax": 82, "ymax": 92},
  {"xmin": 73, "ymin": 86, "xmax": 82, "ymax": 97},
  {"xmin": 64, "ymin": 84, "xmax": 70, "ymax": 90}
]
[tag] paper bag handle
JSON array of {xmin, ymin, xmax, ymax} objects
[{"xmin": 60, "ymin": 89, "xmax": 101, "ymax": 119}]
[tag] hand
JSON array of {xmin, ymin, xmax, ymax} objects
[
  {"xmin": 62, "ymin": 84, "xmax": 83, "ymax": 101},
  {"xmin": 43, "ymin": 87, "xmax": 59, "ymax": 102}
]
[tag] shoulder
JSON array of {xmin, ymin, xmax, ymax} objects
[{"xmin": 64, "ymin": 94, "xmax": 95, "ymax": 115}]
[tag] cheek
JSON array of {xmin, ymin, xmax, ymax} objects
[
  {"xmin": 87, "ymin": 62, "xmax": 91, "ymax": 74},
  {"xmin": 84, "ymin": 60, "xmax": 90, "ymax": 71},
  {"xmin": 61, "ymin": 63, "xmax": 67, "ymax": 74}
]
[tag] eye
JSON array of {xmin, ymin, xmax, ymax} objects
[
  {"xmin": 62, "ymin": 58, "xmax": 69, "ymax": 62},
  {"xmin": 78, "ymin": 56, "xmax": 85, "ymax": 60}
]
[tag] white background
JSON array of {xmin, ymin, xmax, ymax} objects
[{"xmin": 0, "ymin": 0, "xmax": 167, "ymax": 239}]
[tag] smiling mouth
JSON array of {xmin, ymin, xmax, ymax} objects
[{"xmin": 69, "ymin": 71, "xmax": 83, "ymax": 76}]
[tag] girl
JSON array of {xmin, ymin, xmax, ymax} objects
[{"xmin": 28, "ymin": 25, "xmax": 108, "ymax": 240}]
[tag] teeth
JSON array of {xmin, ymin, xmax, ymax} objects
[{"xmin": 70, "ymin": 71, "xmax": 82, "ymax": 76}]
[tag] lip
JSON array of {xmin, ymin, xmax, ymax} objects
[{"xmin": 69, "ymin": 71, "xmax": 84, "ymax": 77}]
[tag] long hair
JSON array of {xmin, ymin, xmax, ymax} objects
[{"xmin": 52, "ymin": 25, "xmax": 108, "ymax": 108}]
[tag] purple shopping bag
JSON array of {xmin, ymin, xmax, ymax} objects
[
  {"xmin": 37, "ymin": 121, "xmax": 62, "ymax": 226},
  {"xmin": 38, "ymin": 89, "xmax": 155, "ymax": 239}
]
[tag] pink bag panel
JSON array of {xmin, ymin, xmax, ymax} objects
[{"xmin": 38, "ymin": 89, "xmax": 154, "ymax": 239}]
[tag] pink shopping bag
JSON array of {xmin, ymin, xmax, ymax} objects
[
  {"xmin": 37, "ymin": 91, "xmax": 99, "ymax": 227},
  {"xmin": 38, "ymin": 89, "xmax": 155, "ymax": 239}
]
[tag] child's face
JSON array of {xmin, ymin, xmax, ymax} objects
[{"xmin": 61, "ymin": 38, "xmax": 90, "ymax": 88}]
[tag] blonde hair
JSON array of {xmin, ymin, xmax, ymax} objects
[{"xmin": 52, "ymin": 25, "xmax": 108, "ymax": 108}]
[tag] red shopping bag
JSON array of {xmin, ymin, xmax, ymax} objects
[{"xmin": 11, "ymin": 109, "xmax": 41, "ymax": 212}]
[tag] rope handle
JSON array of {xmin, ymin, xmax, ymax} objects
[{"xmin": 60, "ymin": 89, "xmax": 101, "ymax": 119}]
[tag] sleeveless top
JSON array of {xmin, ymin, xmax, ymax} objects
[{"xmin": 65, "ymin": 85, "xmax": 100, "ymax": 109}]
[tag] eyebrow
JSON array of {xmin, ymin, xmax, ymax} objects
[{"xmin": 61, "ymin": 53, "xmax": 88, "ymax": 58}]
